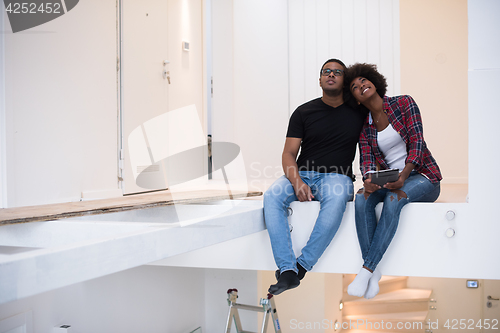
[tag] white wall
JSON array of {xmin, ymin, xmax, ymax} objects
[
  {"xmin": 466, "ymin": 0, "xmax": 500, "ymax": 277},
  {"xmin": 0, "ymin": 262, "xmax": 342, "ymax": 333},
  {"xmin": 211, "ymin": 0, "xmax": 289, "ymax": 187},
  {"xmin": 400, "ymin": 0, "xmax": 468, "ymax": 185},
  {"xmin": 468, "ymin": 0, "xmax": 500, "ymax": 203},
  {"xmin": 0, "ymin": 266, "xmax": 206, "ymax": 333},
  {"xmin": 4, "ymin": 0, "xmax": 118, "ymax": 207},
  {"xmin": 205, "ymin": 268, "xmax": 258, "ymax": 333},
  {"xmin": 287, "ymin": 0, "xmax": 400, "ymax": 178},
  {"xmin": 288, "ymin": 0, "xmax": 400, "ymax": 111},
  {"xmin": 211, "ymin": 0, "xmax": 399, "ymax": 187},
  {"xmin": 211, "ymin": 0, "xmax": 234, "ymax": 145},
  {"xmin": 0, "ymin": 265, "xmax": 264, "ymax": 333}
]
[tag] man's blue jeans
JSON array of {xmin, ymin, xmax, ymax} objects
[
  {"xmin": 355, "ymin": 173, "xmax": 440, "ymax": 271},
  {"xmin": 264, "ymin": 171, "xmax": 354, "ymax": 274}
]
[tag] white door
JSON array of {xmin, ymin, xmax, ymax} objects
[
  {"xmin": 121, "ymin": 0, "xmax": 169, "ymax": 194},
  {"xmin": 120, "ymin": 0, "xmax": 205, "ymax": 195},
  {"xmin": 483, "ymin": 279, "xmax": 500, "ymax": 331}
]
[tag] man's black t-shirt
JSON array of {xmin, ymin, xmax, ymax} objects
[{"xmin": 286, "ymin": 98, "xmax": 365, "ymax": 179}]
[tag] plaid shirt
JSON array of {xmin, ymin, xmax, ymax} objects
[{"xmin": 359, "ymin": 95, "xmax": 442, "ymax": 183}]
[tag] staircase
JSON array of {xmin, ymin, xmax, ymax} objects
[{"xmin": 342, "ymin": 275, "xmax": 433, "ymax": 333}]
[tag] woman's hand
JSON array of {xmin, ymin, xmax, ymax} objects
[
  {"xmin": 384, "ymin": 163, "xmax": 415, "ymax": 190},
  {"xmin": 363, "ymin": 177, "xmax": 381, "ymax": 195},
  {"xmin": 384, "ymin": 172, "xmax": 408, "ymax": 190}
]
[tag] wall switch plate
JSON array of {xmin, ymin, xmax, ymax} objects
[
  {"xmin": 53, "ymin": 325, "xmax": 72, "ymax": 332},
  {"xmin": 466, "ymin": 280, "xmax": 478, "ymax": 288}
]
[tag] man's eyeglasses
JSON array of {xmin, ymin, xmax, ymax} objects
[{"xmin": 321, "ymin": 68, "xmax": 344, "ymax": 77}]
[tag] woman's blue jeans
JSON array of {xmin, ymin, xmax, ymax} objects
[
  {"xmin": 264, "ymin": 171, "xmax": 354, "ymax": 274},
  {"xmin": 355, "ymin": 173, "xmax": 440, "ymax": 271}
]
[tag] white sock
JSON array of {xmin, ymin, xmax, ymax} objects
[
  {"xmin": 347, "ymin": 267, "xmax": 373, "ymax": 297},
  {"xmin": 364, "ymin": 269, "xmax": 382, "ymax": 299}
]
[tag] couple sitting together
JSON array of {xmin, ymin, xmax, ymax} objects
[{"xmin": 263, "ymin": 59, "xmax": 442, "ymax": 298}]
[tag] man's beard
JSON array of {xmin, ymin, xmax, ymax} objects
[{"xmin": 323, "ymin": 86, "xmax": 343, "ymax": 97}]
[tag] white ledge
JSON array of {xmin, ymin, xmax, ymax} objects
[
  {"xmin": 152, "ymin": 200, "xmax": 496, "ymax": 281},
  {"xmin": 1, "ymin": 198, "xmax": 497, "ymax": 306},
  {"xmin": 0, "ymin": 200, "xmax": 264, "ymax": 305}
]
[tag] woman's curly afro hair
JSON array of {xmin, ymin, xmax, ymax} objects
[{"xmin": 345, "ymin": 63, "xmax": 388, "ymax": 98}]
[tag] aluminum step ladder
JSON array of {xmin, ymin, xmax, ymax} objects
[{"xmin": 224, "ymin": 288, "xmax": 282, "ymax": 333}]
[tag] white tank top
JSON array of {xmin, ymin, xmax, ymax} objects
[{"xmin": 377, "ymin": 123, "xmax": 407, "ymax": 170}]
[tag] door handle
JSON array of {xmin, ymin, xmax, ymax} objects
[
  {"xmin": 488, "ymin": 295, "xmax": 499, "ymax": 301},
  {"xmin": 163, "ymin": 70, "xmax": 171, "ymax": 84}
]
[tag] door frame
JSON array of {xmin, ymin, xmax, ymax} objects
[
  {"xmin": 117, "ymin": 0, "xmax": 124, "ymax": 192},
  {"xmin": 203, "ymin": 0, "xmax": 213, "ymax": 178},
  {"xmin": 0, "ymin": 3, "xmax": 7, "ymax": 208}
]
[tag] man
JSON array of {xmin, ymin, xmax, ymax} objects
[{"xmin": 264, "ymin": 59, "xmax": 366, "ymax": 295}]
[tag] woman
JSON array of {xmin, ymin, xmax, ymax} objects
[{"xmin": 345, "ymin": 63, "xmax": 442, "ymax": 299}]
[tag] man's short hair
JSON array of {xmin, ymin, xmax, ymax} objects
[
  {"xmin": 345, "ymin": 63, "xmax": 388, "ymax": 98},
  {"xmin": 320, "ymin": 58, "xmax": 347, "ymax": 76}
]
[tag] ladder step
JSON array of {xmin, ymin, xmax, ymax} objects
[
  {"xmin": 233, "ymin": 303, "xmax": 266, "ymax": 312},
  {"xmin": 225, "ymin": 289, "xmax": 281, "ymax": 333}
]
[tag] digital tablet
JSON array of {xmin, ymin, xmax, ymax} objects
[{"xmin": 370, "ymin": 169, "xmax": 399, "ymax": 186}]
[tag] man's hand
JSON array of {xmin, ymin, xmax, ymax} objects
[
  {"xmin": 282, "ymin": 138, "xmax": 313, "ymax": 201},
  {"xmin": 294, "ymin": 181, "xmax": 314, "ymax": 202}
]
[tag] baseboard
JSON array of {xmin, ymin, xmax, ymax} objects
[{"xmin": 81, "ymin": 189, "xmax": 123, "ymax": 201}]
